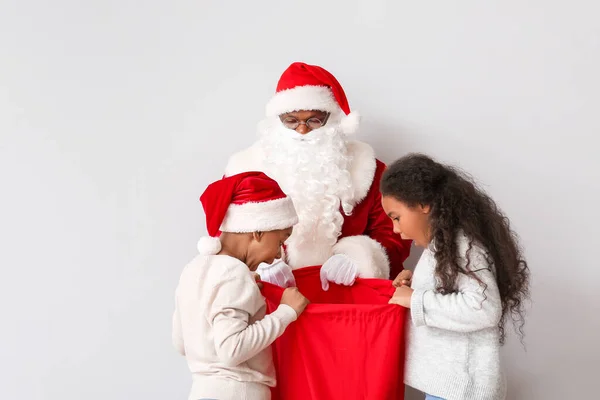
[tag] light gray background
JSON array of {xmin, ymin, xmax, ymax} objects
[{"xmin": 1, "ymin": 1, "xmax": 598, "ymax": 399}]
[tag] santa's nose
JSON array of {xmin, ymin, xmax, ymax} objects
[{"xmin": 295, "ymin": 124, "xmax": 311, "ymax": 135}]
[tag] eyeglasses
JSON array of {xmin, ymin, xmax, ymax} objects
[{"xmin": 280, "ymin": 113, "xmax": 330, "ymax": 130}]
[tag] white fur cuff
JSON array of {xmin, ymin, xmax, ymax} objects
[{"xmin": 332, "ymin": 235, "xmax": 390, "ymax": 279}]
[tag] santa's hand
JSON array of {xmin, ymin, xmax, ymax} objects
[
  {"xmin": 320, "ymin": 254, "xmax": 358, "ymax": 291},
  {"xmin": 256, "ymin": 259, "xmax": 296, "ymax": 288}
]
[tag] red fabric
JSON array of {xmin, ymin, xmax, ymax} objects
[
  {"xmin": 199, "ymin": 172, "xmax": 287, "ymax": 236},
  {"xmin": 261, "ymin": 266, "xmax": 407, "ymax": 400},
  {"xmin": 340, "ymin": 160, "xmax": 412, "ymax": 279},
  {"xmin": 276, "ymin": 62, "xmax": 352, "ymax": 115}
]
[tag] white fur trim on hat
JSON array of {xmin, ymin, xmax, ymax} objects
[
  {"xmin": 265, "ymin": 85, "xmax": 342, "ymax": 117},
  {"xmin": 198, "ymin": 236, "xmax": 222, "ymax": 255},
  {"xmin": 220, "ymin": 197, "xmax": 299, "ymax": 233}
]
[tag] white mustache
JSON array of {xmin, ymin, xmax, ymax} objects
[{"xmin": 284, "ymin": 126, "xmax": 336, "ymax": 144}]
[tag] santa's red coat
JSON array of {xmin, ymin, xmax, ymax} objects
[{"xmin": 337, "ymin": 159, "xmax": 411, "ymax": 278}]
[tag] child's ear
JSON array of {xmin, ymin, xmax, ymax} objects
[
  {"xmin": 420, "ymin": 204, "xmax": 431, "ymax": 214},
  {"xmin": 252, "ymin": 232, "xmax": 264, "ymax": 242}
]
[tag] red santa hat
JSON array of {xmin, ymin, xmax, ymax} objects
[
  {"xmin": 197, "ymin": 171, "xmax": 298, "ymax": 255},
  {"xmin": 265, "ymin": 62, "xmax": 360, "ymax": 135}
]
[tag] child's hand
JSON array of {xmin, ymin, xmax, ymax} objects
[
  {"xmin": 388, "ymin": 286, "xmax": 414, "ymax": 308},
  {"xmin": 281, "ymin": 287, "xmax": 309, "ymax": 316},
  {"xmin": 393, "ymin": 269, "xmax": 413, "ymax": 288},
  {"xmin": 253, "ymin": 272, "xmax": 263, "ymax": 289}
]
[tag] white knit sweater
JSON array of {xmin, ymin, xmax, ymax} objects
[
  {"xmin": 173, "ymin": 255, "xmax": 297, "ymax": 400},
  {"xmin": 405, "ymin": 235, "xmax": 507, "ymax": 400}
]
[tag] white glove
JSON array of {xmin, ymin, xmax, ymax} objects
[
  {"xmin": 320, "ymin": 254, "xmax": 358, "ymax": 291},
  {"xmin": 256, "ymin": 259, "xmax": 296, "ymax": 288}
]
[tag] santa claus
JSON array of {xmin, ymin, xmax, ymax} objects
[{"xmin": 222, "ymin": 62, "xmax": 411, "ymax": 289}]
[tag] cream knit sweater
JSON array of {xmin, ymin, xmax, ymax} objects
[
  {"xmin": 173, "ymin": 255, "xmax": 297, "ymax": 400},
  {"xmin": 405, "ymin": 235, "xmax": 507, "ymax": 400}
]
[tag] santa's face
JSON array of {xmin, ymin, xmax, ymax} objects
[
  {"xmin": 258, "ymin": 110, "xmax": 350, "ymax": 188},
  {"xmin": 261, "ymin": 110, "xmax": 338, "ymax": 149},
  {"xmin": 257, "ymin": 110, "xmax": 354, "ymax": 249},
  {"xmin": 278, "ymin": 110, "xmax": 330, "ymax": 137}
]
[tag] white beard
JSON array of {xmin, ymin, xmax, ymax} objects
[{"xmin": 257, "ymin": 115, "xmax": 355, "ymax": 267}]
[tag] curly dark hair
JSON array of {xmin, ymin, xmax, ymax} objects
[{"xmin": 381, "ymin": 153, "xmax": 530, "ymax": 344}]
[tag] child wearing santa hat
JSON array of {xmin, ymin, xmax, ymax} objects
[{"xmin": 172, "ymin": 171, "xmax": 309, "ymax": 400}]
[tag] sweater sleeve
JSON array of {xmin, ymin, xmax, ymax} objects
[
  {"xmin": 208, "ymin": 268, "xmax": 297, "ymax": 367},
  {"xmin": 411, "ymin": 246, "xmax": 502, "ymax": 333},
  {"xmin": 171, "ymin": 296, "xmax": 185, "ymax": 356}
]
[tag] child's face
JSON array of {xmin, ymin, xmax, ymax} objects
[
  {"xmin": 246, "ymin": 227, "xmax": 293, "ymax": 271},
  {"xmin": 381, "ymin": 195, "xmax": 431, "ymax": 247}
]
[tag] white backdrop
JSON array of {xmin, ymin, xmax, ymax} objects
[{"xmin": 1, "ymin": 1, "xmax": 598, "ymax": 399}]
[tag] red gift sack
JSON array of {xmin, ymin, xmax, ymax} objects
[{"xmin": 261, "ymin": 266, "xmax": 407, "ymax": 400}]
